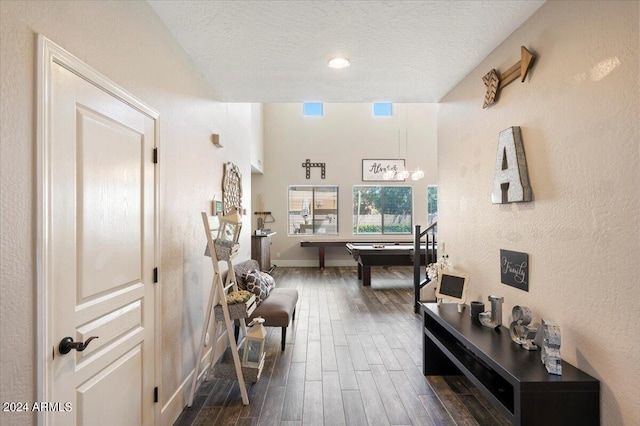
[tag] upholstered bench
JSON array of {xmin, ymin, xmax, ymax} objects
[{"xmin": 233, "ymin": 259, "xmax": 298, "ymax": 351}]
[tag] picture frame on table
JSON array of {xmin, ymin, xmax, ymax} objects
[
  {"xmin": 362, "ymin": 159, "xmax": 405, "ymax": 181},
  {"xmin": 215, "ymin": 200, "xmax": 223, "ymax": 216}
]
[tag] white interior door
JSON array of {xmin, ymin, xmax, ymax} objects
[{"xmin": 39, "ymin": 37, "xmax": 158, "ymax": 425}]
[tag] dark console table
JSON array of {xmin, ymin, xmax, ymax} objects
[
  {"xmin": 251, "ymin": 232, "xmax": 276, "ymax": 272},
  {"xmin": 422, "ymin": 303, "xmax": 599, "ymax": 426}
]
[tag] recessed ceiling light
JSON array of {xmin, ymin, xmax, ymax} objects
[{"xmin": 328, "ymin": 57, "xmax": 350, "ymax": 69}]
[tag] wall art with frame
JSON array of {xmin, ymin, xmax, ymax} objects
[{"xmin": 362, "ymin": 159, "xmax": 405, "ymax": 181}]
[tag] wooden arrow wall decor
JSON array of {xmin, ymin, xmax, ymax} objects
[{"xmin": 483, "ymin": 46, "xmax": 536, "ymax": 109}]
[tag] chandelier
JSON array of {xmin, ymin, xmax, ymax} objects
[
  {"xmin": 379, "ymin": 105, "xmax": 425, "ymax": 181},
  {"xmin": 382, "ymin": 167, "xmax": 424, "ymax": 181}
]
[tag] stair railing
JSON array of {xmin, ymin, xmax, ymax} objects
[{"xmin": 413, "ymin": 222, "xmax": 437, "ymax": 313}]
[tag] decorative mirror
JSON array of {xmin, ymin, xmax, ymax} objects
[{"xmin": 222, "ymin": 162, "xmax": 242, "ymax": 215}]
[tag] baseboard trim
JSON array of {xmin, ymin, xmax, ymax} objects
[{"xmin": 160, "ymin": 346, "xmax": 213, "ymax": 426}]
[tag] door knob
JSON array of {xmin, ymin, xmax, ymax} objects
[{"xmin": 59, "ymin": 336, "xmax": 99, "ymax": 354}]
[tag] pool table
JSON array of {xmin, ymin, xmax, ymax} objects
[{"xmin": 346, "ymin": 242, "xmax": 427, "ymax": 286}]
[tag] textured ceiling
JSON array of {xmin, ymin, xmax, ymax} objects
[{"xmin": 148, "ymin": 1, "xmax": 545, "ymax": 102}]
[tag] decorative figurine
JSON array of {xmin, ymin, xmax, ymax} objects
[
  {"xmin": 470, "ymin": 301, "xmax": 485, "ymax": 323},
  {"xmin": 541, "ymin": 319, "xmax": 562, "ymax": 375},
  {"xmin": 479, "ymin": 295, "xmax": 504, "ymax": 329},
  {"xmin": 509, "ymin": 305, "xmax": 538, "ymax": 350}
]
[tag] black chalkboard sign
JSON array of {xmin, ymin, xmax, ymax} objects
[
  {"xmin": 500, "ymin": 249, "xmax": 529, "ymax": 291},
  {"xmin": 439, "ymin": 274, "xmax": 466, "ymax": 298}
]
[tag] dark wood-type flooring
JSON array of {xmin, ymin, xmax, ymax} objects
[{"xmin": 174, "ymin": 266, "xmax": 509, "ymax": 426}]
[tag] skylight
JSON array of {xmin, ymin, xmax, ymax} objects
[
  {"xmin": 303, "ymin": 102, "xmax": 323, "ymax": 117},
  {"xmin": 373, "ymin": 103, "xmax": 393, "ymax": 117}
]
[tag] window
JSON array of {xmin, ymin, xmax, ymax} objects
[
  {"xmin": 303, "ymin": 102, "xmax": 323, "ymax": 117},
  {"xmin": 353, "ymin": 186, "xmax": 413, "ymax": 234},
  {"xmin": 427, "ymin": 185, "xmax": 438, "ymax": 226},
  {"xmin": 288, "ymin": 186, "xmax": 338, "ymax": 235},
  {"xmin": 373, "ymin": 103, "xmax": 393, "ymax": 117}
]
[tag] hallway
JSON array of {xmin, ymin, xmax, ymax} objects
[{"xmin": 175, "ymin": 266, "xmax": 508, "ymax": 425}]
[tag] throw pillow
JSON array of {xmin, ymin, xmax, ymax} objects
[
  {"xmin": 243, "ymin": 269, "xmax": 269, "ymax": 306},
  {"xmin": 259, "ymin": 271, "xmax": 276, "ymax": 292},
  {"xmin": 236, "ymin": 274, "xmax": 247, "ymax": 291}
]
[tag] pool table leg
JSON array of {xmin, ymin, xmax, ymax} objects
[
  {"xmin": 357, "ymin": 263, "xmax": 362, "ymax": 279},
  {"xmin": 362, "ymin": 265, "xmax": 371, "ymax": 286},
  {"xmin": 319, "ymin": 247, "xmax": 325, "ymax": 269}
]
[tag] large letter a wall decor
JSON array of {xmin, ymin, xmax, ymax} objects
[{"xmin": 491, "ymin": 127, "xmax": 532, "ymax": 204}]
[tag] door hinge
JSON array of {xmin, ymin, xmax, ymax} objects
[
  {"xmin": 153, "ymin": 148, "xmax": 158, "ymax": 164},
  {"xmin": 153, "ymin": 267, "xmax": 158, "ymax": 283},
  {"xmin": 154, "ymin": 386, "xmax": 158, "ymax": 403}
]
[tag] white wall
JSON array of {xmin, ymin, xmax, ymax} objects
[
  {"xmin": 0, "ymin": 1, "xmax": 259, "ymax": 425},
  {"xmin": 253, "ymin": 103, "xmax": 438, "ymax": 266},
  {"xmin": 438, "ymin": 1, "xmax": 639, "ymax": 424},
  {"xmin": 250, "ymin": 104, "xmax": 265, "ymax": 173}
]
